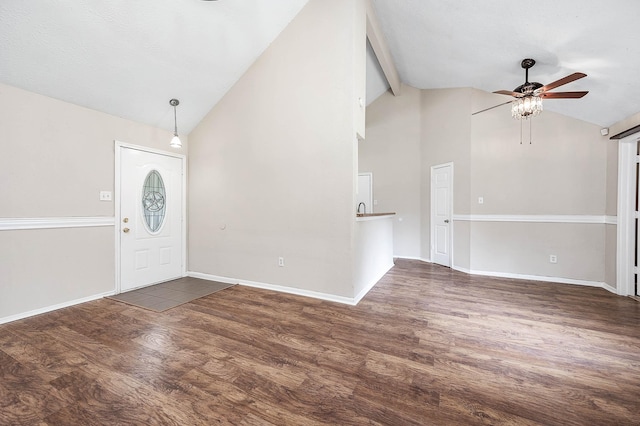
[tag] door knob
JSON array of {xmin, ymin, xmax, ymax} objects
[
  {"xmin": 123, "ymin": 217, "xmax": 129, "ymax": 223},
  {"xmin": 123, "ymin": 228, "xmax": 130, "ymax": 233},
  {"xmin": 444, "ymin": 219, "xmax": 449, "ymax": 223}
]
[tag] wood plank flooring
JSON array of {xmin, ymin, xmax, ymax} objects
[{"xmin": 1, "ymin": 259, "xmax": 639, "ymax": 425}]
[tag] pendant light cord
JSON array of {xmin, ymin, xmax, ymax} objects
[{"xmin": 173, "ymin": 104, "xmax": 178, "ymax": 136}]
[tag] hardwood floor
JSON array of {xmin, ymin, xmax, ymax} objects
[{"xmin": 1, "ymin": 259, "xmax": 639, "ymax": 425}]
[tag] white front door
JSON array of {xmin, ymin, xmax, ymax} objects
[
  {"xmin": 119, "ymin": 146, "xmax": 184, "ymax": 292},
  {"xmin": 431, "ymin": 163, "xmax": 453, "ymax": 267}
]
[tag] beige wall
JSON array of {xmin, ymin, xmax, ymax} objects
[
  {"xmin": 421, "ymin": 88, "xmax": 473, "ymax": 265},
  {"xmin": 0, "ymin": 83, "xmax": 177, "ymax": 321},
  {"xmin": 468, "ymin": 89, "xmax": 607, "ymax": 284},
  {"xmin": 604, "ymin": 121, "xmax": 619, "ymax": 289},
  {"xmin": 188, "ymin": 0, "xmax": 366, "ymax": 299},
  {"xmin": 605, "ymin": 224, "xmax": 617, "ymax": 288},
  {"xmin": 605, "ymin": 137, "xmax": 618, "ymax": 217},
  {"xmin": 470, "ymin": 89, "xmax": 605, "ymax": 215},
  {"xmin": 359, "ymin": 84, "xmax": 421, "ymax": 258},
  {"xmin": 0, "ymin": 228, "xmax": 113, "ymax": 317},
  {"xmin": 363, "ymin": 85, "xmax": 611, "ymax": 285},
  {"xmin": 0, "ymin": 84, "xmax": 179, "ymax": 217},
  {"xmin": 469, "ymin": 222, "xmax": 604, "ymax": 282}
]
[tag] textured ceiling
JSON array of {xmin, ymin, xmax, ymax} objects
[
  {"xmin": 0, "ymin": 0, "xmax": 310, "ymax": 134},
  {"xmin": 370, "ymin": 0, "xmax": 640, "ymax": 127},
  {"xmin": 1, "ymin": 0, "xmax": 639, "ymax": 133}
]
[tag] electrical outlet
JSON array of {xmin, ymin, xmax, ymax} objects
[
  {"xmin": 278, "ymin": 257, "xmax": 284, "ymax": 267},
  {"xmin": 549, "ymin": 255, "xmax": 557, "ymax": 264},
  {"xmin": 99, "ymin": 191, "xmax": 112, "ymax": 201},
  {"xmin": 478, "ymin": 197, "xmax": 484, "ymax": 204}
]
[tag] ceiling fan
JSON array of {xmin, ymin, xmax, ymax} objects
[{"xmin": 473, "ymin": 58, "xmax": 588, "ymax": 118}]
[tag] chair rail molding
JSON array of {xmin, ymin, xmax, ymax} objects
[
  {"xmin": 0, "ymin": 217, "xmax": 115, "ymax": 231},
  {"xmin": 452, "ymin": 214, "xmax": 613, "ymax": 224}
]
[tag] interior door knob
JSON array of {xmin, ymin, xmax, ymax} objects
[
  {"xmin": 123, "ymin": 228, "xmax": 130, "ymax": 233},
  {"xmin": 444, "ymin": 219, "xmax": 449, "ymax": 223},
  {"xmin": 123, "ymin": 217, "xmax": 129, "ymax": 223}
]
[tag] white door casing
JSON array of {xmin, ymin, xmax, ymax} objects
[
  {"xmin": 617, "ymin": 135, "xmax": 640, "ymax": 296},
  {"xmin": 115, "ymin": 142, "xmax": 186, "ymax": 293},
  {"xmin": 431, "ymin": 163, "xmax": 453, "ymax": 267}
]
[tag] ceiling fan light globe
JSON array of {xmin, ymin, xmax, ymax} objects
[{"xmin": 511, "ymin": 95, "xmax": 542, "ymax": 120}]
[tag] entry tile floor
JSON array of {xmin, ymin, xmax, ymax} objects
[{"xmin": 107, "ymin": 277, "xmax": 234, "ymax": 312}]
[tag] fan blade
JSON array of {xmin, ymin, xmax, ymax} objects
[
  {"xmin": 472, "ymin": 100, "xmax": 513, "ymax": 115},
  {"xmin": 493, "ymin": 90, "xmax": 523, "ymax": 97},
  {"xmin": 539, "ymin": 72, "xmax": 587, "ymax": 93},
  {"xmin": 540, "ymin": 91, "xmax": 589, "ymax": 99}
]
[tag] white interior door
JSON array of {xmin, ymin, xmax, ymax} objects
[
  {"xmin": 357, "ymin": 173, "xmax": 373, "ymax": 213},
  {"xmin": 119, "ymin": 146, "xmax": 184, "ymax": 292},
  {"xmin": 431, "ymin": 163, "xmax": 452, "ymax": 267}
]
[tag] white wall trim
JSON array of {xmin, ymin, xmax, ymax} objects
[
  {"xmin": 453, "ymin": 214, "xmax": 612, "ymax": 224},
  {"xmin": 601, "ymin": 281, "xmax": 618, "ymax": 294},
  {"xmin": 451, "ymin": 265, "xmax": 615, "ymax": 294},
  {"xmin": 394, "ymin": 255, "xmax": 431, "ymax": 263},
  {"xmin": 604, "ymin": 215, "xmax": 618, "ymax": 225},
  {"xmin": 0, "ymin": 217, "xmax": 115, "ymax": 231},
  {"xmin": 187, "ymin": 271, "xmax": 238, "ymax": 285},
  {"xmin": 616, "ymin": 135, "xmax": 639, "ymax": 296},
  {"xmin": 189, "ymin": 271, "xmax": 360, "ymax": 306},
  {"xmin": 0, "ymin": 290, "xmax": 115, "ymax": 325}
]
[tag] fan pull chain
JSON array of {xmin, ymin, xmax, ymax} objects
[
  {"xmin": 520, "ymin": 119, "xmax": 523, "ymax": 144},
  {"xmin": 519, "ymin": 118, "xmax": 534, "ymax": 144}
]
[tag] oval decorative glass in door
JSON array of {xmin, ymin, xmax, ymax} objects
[{"xmin": 141, "ymin": 170, "xmax": 166, "ymax": 233}]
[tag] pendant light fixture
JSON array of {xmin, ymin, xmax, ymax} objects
[{"xmin": 169, "ymin": 98, "xmax": 182, "ymax": 148}]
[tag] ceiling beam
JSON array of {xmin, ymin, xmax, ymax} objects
[{"xmin": 365, "ymin": 0, "xmax": 400, "ymax": 96}]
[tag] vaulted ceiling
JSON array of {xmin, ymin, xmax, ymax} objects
[{"xmin": 1, "ymin": 0, "xmax": 639, "ymax": 133}]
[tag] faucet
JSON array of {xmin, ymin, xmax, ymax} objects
[{"xmin": 357, "ymin": 202, "xmax": 366, "ymax": 214}]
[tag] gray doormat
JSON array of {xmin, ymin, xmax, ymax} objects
[{"xmin": 107, "ymin": 277, "xmax": 235, "ymax": 312}]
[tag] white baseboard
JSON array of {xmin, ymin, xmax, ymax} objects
[
  {"xmin": 187, "ymin": 271, "xmax": 238, "ymax": 286},
  {"xmin": 394, "ymin": 256, "xmax": 431, "ymax": 263},
  {"xmin": 188, "ymin": 271, "xmax": 359, "ymax": 305},
  {"xmin": 0, "ymin": 290, "xmax": 116, "ymax": 325},
  {"xmin": 451, "ymin": 265, "xmax": 616, "ymax": 294},
  {"xmin": 601, "ymin": 282, "xmax": 618, "ymax": 294},
  {"xmin": 394, "ymin": 255, "xmax": 430, "ymax": 262}
]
